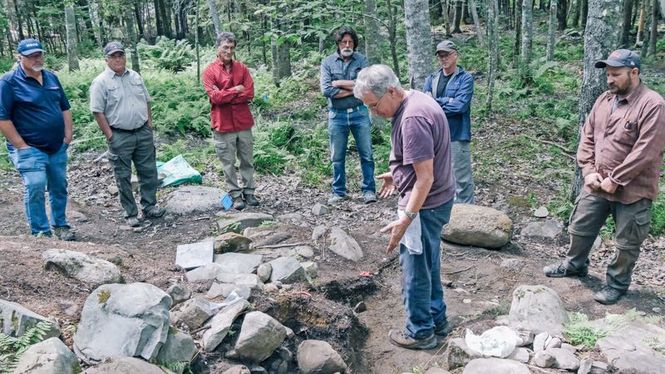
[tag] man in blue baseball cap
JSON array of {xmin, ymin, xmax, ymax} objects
[{"xmin": 0, "ymin": 38, "xmax": 75, "ymax": 240}]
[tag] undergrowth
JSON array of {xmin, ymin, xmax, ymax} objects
[{"xmin": 0, "ymin": 321, "xmax": 59, "ymax": 373}]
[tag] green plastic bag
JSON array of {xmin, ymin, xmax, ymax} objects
[{"xmin": 157, "ymin": 155, "xmax": 203, "ymax": 187}]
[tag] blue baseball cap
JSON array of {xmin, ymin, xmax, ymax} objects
[
  {"xmin": 595, "ymin": 49, "xmax": 641, "ymax": 70},
  {"xmin": 17, "ymin": 38, "xmax": 45, "ymax": 56}
]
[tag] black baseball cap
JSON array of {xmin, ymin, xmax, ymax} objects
[
  {"xmin": 594, "ymin": 49, "xmax": 641, "ymax": 69},
  {"xmin": 103, "ymin": 41, "xmax": 125, "ymax": 56}
]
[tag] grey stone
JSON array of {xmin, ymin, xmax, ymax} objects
[
  {"xmin": 170, "ymin": 297, "xmax": 215, "ymax": 330},
  {"xmin": 353, "ymin": 301, "xmax": 367, "ymax": 313},
  {"xmin": 257, "ymin": 263, "xmax": 272, "ymax": 283},
  {"xmin": 217, "ymin": 273, "xmax": 263, "ymax": 290},
  {"xmin": 277, "ymin": 213, "xmax": 305, "ymax": 223},
  {"xmin": 578, "ymin": 359, "xmax": 593, "ymax": 374},
  {"xmin": 444, "ymin": 338, "xmax": 481, "ymax": 370},
  {"xmin": 532, "ymin": 332, "xmax": 550, "ymax": 352},
  {"xmin": 214, "ymin": 253, "xmax": 263, "ymax": 274},
  {"xmin": 222, "ymin": 365, "xmax": 251, "ymax": 374},
  {"xmin": 532, "ymin": 351, "xmax": 556, "ymax": 368},
  {"xmin": 215, "ymin": 232, "xmax": 253, "ymax": 253},
  {"xmin": 596, "ymin": 320, "xmax": 665, "ymax": 374},
  {"xmin": 302, "ymin": 261, "xmax": 318, "ymax": 279},
  {"xmin": 311, "ymin": 225, "xmax": 326, "ymax": 241},
  {"xmin": 83, "ymin": 357, "xmax": 174, "ymax": 374},
  {"xmin": 561, "ymin": 343, "xmax": 577, "ymax": 353},
  {"xmin": 507, "ymin": 347, "xmax": 530, "ymax": 363},
  {"xmin": 167, "ymin": 283, "xmax": 191, "ymax": 305},
  {"xmin": 233, "ymin": 311, "xmax": 287, "ymax": 362},
  {"xmin": 534, "ymin": 206, "xmax": 549, "ymax": 218},
  {"xmin": 164, "ymin": 186, "xmax": 224, "ymax": 215},
  {"xmin": 0, "ymin": 299, "xmax": 60, "ymax": 338},
  {"xmin": 424, "ymin": 369, "xmax": 450, "ymax": 374},
  {"xmin": 176, "ymin": 241, "xmax": 214, "ymax": 270},
  {"xmin": 13, "ymin": 337, "xmax": 80, "ymax": 374},
  {"xmin": 217, "ymin": 213, "xmax": 274, "ymax": 234},
  {"xmin": 549, "ymin": 347, "xmax": 580, "ymax": 370},
  {"xmin": 294, "ymin": 245, "xmax": 315, "ymax": 259},
  {"xmin": 329, "ymin": 227, "xmax": 363, "ymax": 262},
  {"xmin": 155, "ymin": 329, "xmax": 197, "ymax": 369},
  {"xmin": 462, "ymin": 358, "xmax": 530, "ymax": 374},
  {"xmin": 590, "ymin": 361, "xmax": 609, "ymax": 374},
  {"xmin": 508, "ymin": 285, "xmax": 568, "ymax": 336},
  {"xmin": 207, "ymin": 282, "xmax": 252, "ymax": 300},
  {"xmin": 43, "ymin": 249, "xmax": 123, "ymax": 287},
  {"xmin": 546, "ymin": 337, "xmax": 562, "ymax": 350},
  {"xmin": 500, "ymin": 258, "xmax": 523, "ymax": 270},
  {"xmin": 202, "ymin": 299, "xmax": 251, "ymax": 352},
  {"xmin": 269, "ymin": 257, "xmax": 305, "ymax": 284},
  {"xmin": 521, "ymin": 220, "xmax": 563, "ymax": 240},
  {"xmin": 73, "ymin": 283, "xmax": 171, "ymax": 364},
  {"xmin": 311, "ymin": 203, "xmax": 329, "ymax": 216},
  {"xmin": 515, "ymin": 329, "xmax": 534, "ymax": 347},
  {"xmin": 108, "ymin": 185, "xmax": 119, "ymax": 196},
  {"xmin": 297, "ymin": 339, "xmax": 347, "ymax": 374},
  {"xmin": 442, "ymin": 204, "xmax": 513, "ymax": 248},
  {"xmin": 185, "ymin": 263, "xmax": 224, "ymax": 282}
]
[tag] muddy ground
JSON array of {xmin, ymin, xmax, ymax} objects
[{"xmin": 1, "ymin": 145, "xmax": 665, "ymax": 373}]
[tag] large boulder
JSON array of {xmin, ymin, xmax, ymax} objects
[
  {"xmin": 73, "ymin": 283, "xmax": 172, "ymax": 364},
  {"xmin": 0, "ymin": 299, "xmax": 60, "ymax": 338},
  {"xmin": 508, "ymin": 285, "xmax": 568, "ymax": 336},
  {"xmin": 233, "ymin": 311, "xmax": 287, "ymax": 362},
  {"xmin": 42, "ymin": 249, "xmax": 123, "ymax": 287},
  {"xmin": 214, "ymin": 253, "xmax": 263, "ymax": 274},
  {"xmin": 175, "ymin": 241, "xmax": 214, "ymax": 270},
  {"xmin": 596, "ymin": 320, "xmax": 665, "ymax": 374},
  {"xmin": 215, "ymin": 232, "xmax": 252, "ymax": 253},
  {"xmin": 328, "ymin": 227, "xmax": 363, "ymax": 262},
  {"xmin": 185, "ymin": 263, "xmax": 224, "ymax": 283},
  {"xmin": 170, "ymin": 297, "xmax": 215, "ymax": 330},
  {"xmin": 442, "ymin": 204, "xmax": 512, "ymax": 248},
  {"xmin": 13, "ymin": 337, "xmax": 80, "ymax": 374},
  {"xmin": 202, "ymin": 299, "xmax": 251, "ymax": 351},
  {"xmin": 155, "ymin": 328, "xmax": 197, "ymax": 371},
  {"xmin": 297, "ymin": 340, "xmax": 347, "ymax": 374},
  {"xmin": 83, "ymin": 357, "xmax": 174, "ymax": 374},
  {"xmin": 444, "ymin": 338, "xmax": 482, "ymax": 370},
  {"xmin": 269, "ymin": 257, "xmax": 305, "ymax": 284},
  {"xmin": 164, "ymin": 186, "xmax": 224, "ymax": 215},
  {"xmin": 217, "ymin": 213, "xmax": 274, "ymax": 234},
  {"xmin": 462, "ymin": 358, "xmax": 530, "ymax": 374}
]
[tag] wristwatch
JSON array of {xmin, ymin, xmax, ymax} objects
[{"xmin": 404, "ymin": 210, "xmax": 417, "ymax": 220}]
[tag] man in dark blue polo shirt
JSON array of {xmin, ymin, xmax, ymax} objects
[{"xmin": 0, "ymin": 39, "xmax": 75, "ymax": 240}]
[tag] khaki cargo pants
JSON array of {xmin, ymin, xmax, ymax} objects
[{"xmin": 213, "ymin": 129, "xmax": 255, "ymax": 198}]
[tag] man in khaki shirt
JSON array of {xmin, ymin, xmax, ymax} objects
[{"xmin": 544, "ymin": 49, "xmax": 665, "ymax": 305}]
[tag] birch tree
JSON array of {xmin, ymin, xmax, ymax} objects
[
  {"xmin": 207, "ymin": 0, "xmax": 222, "ymax": 37},
  {"xmin": 364, "ymin": 0, "xmax": 381, "ymax": 64},
  {"xmin": 519, "ymin": 0, "xmax": 533, "ymax": 82},
  {"xmin": 487, "ymin": 0, "xmax": 499, "ymax": 118},
  {"xmin": 469, "ymin": 0, "xmax": 484, "ymax": 46},
  {"xmin": 405, "ymin": 0, "xmax": 433, "ymax": 89},
  {"xmin": 547, "ymin": 0, "xmax": 557, "ymax": 61},
  {"xmin": 64, "ymin": 4, "xmax": 79, "ymax": 71}
]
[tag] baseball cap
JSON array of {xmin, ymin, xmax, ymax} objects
[
  {"xmin": 103, "ymin": 41, "xmax": 125, "ymax": 56},
  {"xmin": 594, "ymin": 49, "xmax": 641, "ymax": 69},
  {"xmin": 435, "ymin": 40, "xmax": 458, "ymax": 54},
  {"xmin": 17, "ymin": 39, "xmax": 45, "ymax": 56}
]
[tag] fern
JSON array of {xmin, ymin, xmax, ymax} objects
[{"xmin": 0, "ymin": 321, "xmax": 54, "ymax": 373}]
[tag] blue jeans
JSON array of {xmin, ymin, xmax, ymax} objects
[
  {"xmin": 399, "ymin": 198, "xmax": 453, "ymax": 339},
  {"xmin": 328, "ymin": 106, "xmax": 375, "ymax": 196},
  {"xmin": 452, "ymin": 141, "xmax": 475, "ymax": 204},
  {"xmin": 8, "ymin": 143, "xmax": 70, "ymax": 235}
]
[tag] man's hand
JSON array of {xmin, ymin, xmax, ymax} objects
[
  {"xmin": 380, "ymin": 216, "xmax": 411, "ymax": 253},
  {"xmin": 600, "ymin": 177, "xmax": 618, "ymax": 194},
  {"xmin": 584, "ymin": 173, "xmax": 602, "ymax": 190},
  {"xmin": 233, "ymin": 85, "xmax": 245, "ymax": 93},
  {"xmin": 377, "ymin": 172, "xmax": 396, "ymax": 198},
  {"xmin": 64, "ymin": 136, "xmax": 72, "ymax": 145}
]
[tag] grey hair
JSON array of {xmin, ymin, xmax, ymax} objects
[
  {"xmin": 216, "ymin": 32, "xmax": 236, "ymax": 48},
  {"xmin": 353, "ymin": 64, "xmax": 401, "ymax": 100}
]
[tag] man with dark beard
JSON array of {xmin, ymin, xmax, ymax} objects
[{"xmin": 543, "ymin": 49, "xmax": 665, "ymax": 305}]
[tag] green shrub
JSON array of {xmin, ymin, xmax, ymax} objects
[
  {"xmin": 0, "ymin": 321, "xmax": 57, "ymax": 373},
  {"xmin": 138, "ymin": 37, "xmax": 195, "ymax": 72},
  {"xmin": 563, "ymin": 312, "xmax": 607, "ymax": 349}
]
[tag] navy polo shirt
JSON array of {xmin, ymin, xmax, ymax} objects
[{"xmin": 0, "ymin": 65, "xmax": 71, "ymax": 154}]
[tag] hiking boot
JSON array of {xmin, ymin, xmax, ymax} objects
[
  {"xmin": 34, "ymin": 231, "xmax": 52, "ymax": 239},
  {"xmin": 144, "ymin": 206, "xmax": 165, "ymax": 219},
  {"xmin": 363, "ymin": 191, "xmax": 377, "ymax": 204},
  {"xmin": 327, "ymin": 194, "xmax": 348, "ymax": 205},
  {"xmin": 53, "ymin": 226, "xmax": 75, "ymax": 241},
  {"xmin": 388, "ymin": 329, "xmax": 438, "ymax": 350},
  {"xmin": 543, "ymin": 262, "xmax": 588, "ymax": 278},
  {"xmin": 233, "ymin": 196, "xmax": 246, "ymax": 210},
  {"xmin": 126, "ymin": 216, "xmax": 140, "ymax": 227},
  {"xmin": 434, "ymin": 320, "xmax": 451, "ymax": 337},
  {"xmin": 244, "ymin": 193, "xmax": 259, "ymax": 206},
  {"xmin": 593, "ymin": 286, "xmax": 626, "ymax": 305}
]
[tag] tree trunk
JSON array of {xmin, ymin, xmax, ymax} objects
[
  {"xmin": 557, "ymin": 0, "xmax": 568, "ymax": 29},
  {"xmin": 469, "ymin": 0, "xmax": 484, "ymax": 46},
  {"xmin": 441, "ymin": 0, "xmax": 452, "ymax": 35},
  {"xmin": 571, "ymin": 0, "xmax": 621, "ymax": 200},
  {"xmin": 195, "ymin": 0, "xmax": 200, "ymax": 82},
  {"xmin": 405, "ymin": 0, "xmax": 433, "ymax": 89},
  {"xmin": 431, "ymin": 0, "xmax": 443, "ymax": 19},
  {"xmin": 124, "ymin": 8, "xmax": 141, "ymax": 73},
  {"xmin": 271, "ymin": 36, "xmax": 292, "ymax": 85},
  {"xmin": 65, "ymin": 5, "xmax": 79, "ymax": 71},
  {"xmin": 154, "ymin": 0, "xmax": 164, "ymax": 36},
  {"xmin": 641, "ymin": 0, "xmax": 652, "ymax": 55},
  {"xmin": 87, "ymin": 0, "xmax": 103, "ymax": 46},
  {"xmin": 453, "ymin": 0, "xmax": 464, "ymax": 32},
  {"xmin": 547, "ymin": 0, "xmax": 558, "ymax": 60},
  {"xmin": 520, "ymin": 0, "xmax": 534, "ymax": 82},
  {"xmin": 364, "ymin": 0, "xmax": 381, "ymax": 64},
  {"xmin": 207, "ymin": 0, "xmax": 221, "ymax": 36},
  {"xmin": 637, "ymin": 0, "xmax": 647, "ymax": 44},
  {"xmin": 514, "ymin": 0, "xmax": 523, "ymax": 65},
  {"xmin": 648, "ymin": 0, "xmax": 658, "ymax": 55},
  {"xmin": 571, "ymin": 0, "xmax": 581, "ymax": 26},
  {"xmin": 134, "ymin": 3, "xmax": 144, "ymax": 40},
  {"xmin": 13, "ymin": 0, "xmax": 24, "ymax": 40},
  {"xmin": 581, "ymin": 0, "xmax": 589, "ymax": 26},
  {"xmin": 387, "ymin": 0, "xmax": 402, "ymax": 79},
  {"xmin": 487, "ymin": 0, "xmax": 499, "ymax": 118},
  {"xmin": 621, "ymin": 0, "xmax": 634, "ymax": 46}
]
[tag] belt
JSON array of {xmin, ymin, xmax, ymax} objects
[
  {"xmin": 111, "ymin": 123, "xmax": 147, "ymax": 133},
  {"xmin": 331, "ymin": 105, "xmax": 364, "ymax": 113}
]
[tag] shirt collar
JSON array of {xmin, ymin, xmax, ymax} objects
[
  {"xmin": 16, "ymin": 63, "xmax": 43, "ymax": 82},
  {"xmin": 606, "ymin": 82, "xmax": 645, "ymax": 104},
  {"xmin": 105, "ymin": 66, "xmax": 129, "ymax": 78},
  {"xmin": 335, "ymin": 51, "xmax": 357, "ymax": 61}
]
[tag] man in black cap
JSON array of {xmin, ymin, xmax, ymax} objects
[
  {"xmin": 423, "ymin": 40, "xmax": 475, "ymax": 204},
  {"xmin": 90, "ymin": 41, "xmax": 164, "ymax": 227},
  {"xmin": 0, "ymin": 38, "xmax": 75, "ymax": 240},
  {"xmin": 544, "ymin": 49, "xmax": 665, "ymax": 305}
]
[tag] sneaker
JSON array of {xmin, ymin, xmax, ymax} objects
[
  {"xmin": 543, "ymin": 262, "xmax": 588, "ymax": 278},
  {"xmin": 33, "ymin": 231, "xmax": 53, "ymax": 239},
  {"xmin": 327, "ymin": 194, "xmax": 348, "ymax": 205},
  {"xmin": 126, "ymin": 216, "xmax": 140, "ymax": 227},
  {"xmin": 244, "ymin": 193, "xmax": 259, "ymax": 206},
  {"xmin": 434, "ymin": 320, "xmax": 451, "ymax": 337},
  {"xmin": 388, "ymin": 329, "xmax": 438, "ymax": 350},
  {"xmin": 233, "ymin": 196, "xmax": 246, "ymax": 210},
  {"xmin": 53, "ymin": 226, "xmax": 75, "ymax": 241},
  {"xmin": 593, "ymin": 286, "xmax": 626, "ymax": 305},
  {"xmin": 363, "ymin": 191, "xmax": 377, "ymax": 204},
  {"xmin": 144, "ymin": 206, "xmax": 165, "ymax": 219}
]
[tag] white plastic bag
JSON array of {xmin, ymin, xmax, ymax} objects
[{"xmin": 464, "ymin": 326, "xmax": 518, "ymax": 358}]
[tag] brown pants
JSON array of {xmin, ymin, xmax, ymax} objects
[
  {"xmin": 565, "ymin": 190, "xmax": 652, "ymax": 291},
  {"xmin": 213, "ymin": 129, "xmax": 255, "ymax": 198}
]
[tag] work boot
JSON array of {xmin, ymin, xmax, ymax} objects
[
  {"xmin": 233, "ymin": 196, "xmax": 246, "ymax": 210},
  {"xmin": 144, "ymin": 206, "xmax": 165, "ymax": 219},
  {"xmin": 126, "ymin": 216, "xmax": 140, "ymax": 227},
  {"xmin": 593, "ymin": 286, "xmax": 626, "ymax": 305},
  {"xmin": 53, "ymin": 226, "xmax": 75, "ymax": 241},
  {"xmin": 388, "ymin": 329, "xmax": 437, "ymax": 350},
  {"xmin": 244, "ymin": 193, "xmax": 259, "ymax": 207},
  {"xmin": 434, "ymin": 320, "xmax": 451, "ymax": 337},
  {"xmin": 363, "ymin": 191, "xmax": 377, "ymax": 204},
  {"xmin": 543, "ymin": 262, "xmax": 588, "ymax": 278},
  {"xmin": 327, "ymin": 194, "xmax": 348, "ymax": 205}
]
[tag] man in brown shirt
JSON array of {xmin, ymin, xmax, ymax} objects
[{"xmin": 544, "ymin": 49, "xmax": 665, "ymax": 305}]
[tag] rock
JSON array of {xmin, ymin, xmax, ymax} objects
[
  {"xmin": 515, "ymin": 329, "xmax": 534, "ymax": 347},
  {"xmin": 311, "ymin": 203, "xmax": 329, "ymax": 216},
  {"xmin": 596, "ymin": 320, "xmax": 665, "ymax": 374},
  {"xmin": 500, "ymin": 258, "xmax": 523, "ymax": 270},
  {"xmin": 508, "ymin": 285, "xmax": 568, "ymax": 336},
  {"xmin": 42, "ymin": 249, "xmax": 122, "ymax": 287},
  {"xmin": 532, "ymin": 332, "xmax": 550, "ymax": 352},
  {"xmin": 353, "ymin": 301, "xmax": 367, "ymax": 313},
  {"xmin": 185, "ymin": 263, "xmax": 224, "ymax": 282},
  {"xmin": 73, "ymin": 283, "xmax": 171, "ymax": 364},
  {"xmin": 297, "ymin": 339, "xmax": 347, "ymax": 374},
  {"xmin": 462, "ymin": 358, "xmax": 530, "ymax": 374},
  {"xmin": 175, "ymin": 240, "xmax": 214, "ymax": 270},
  {"xmin": 214, "ymin": 253, "xmax": 263, "ymax": 274},
  {"xmin": 534, "ymin": 206, "xmax": 549, "ymax": 218},
  {"xmin": 545, "ymin": 337, "xmax": 562, "ymax": 350},
  {"xmin": 549, "ymin": 347, "xmax": 580, "ymax": 370},
  {"xmin": 83, "ymin": 357, "xmax": 174, "ymax": 374},
  {"xmin": 590, "ymin": 361, "xmax": 609, "ymax": 373},
  {"xmin": 215, "ymin": 232, "xmax": 253, "ymax": 253},
  {"xmin": 444, "ymin": 338, "xmax": 481, "ymax": 370},
  {"xmin": 443, "ymin": 204, "xmax": 512, "ymax": 248},
  {"xmin": 532, "ymin": 350, "xmax": 556, "ymax": 368},
  {"xmin": 578, "ymin": 359, "xmax": 593, "ymax": 374},
  {"xmin": 521, "ymin": 220, "xmax": 563, "ymax": 240},
  {"xmin": 0, "ymin": 299, "xmax": 60, "ymax": 338},
  {"xmin": 302, "ymin": 261, "xmax": 318, "ymax": 279},
  {"xmin": 257, "ymin": 263, "xmax": 272, "ymax": 283},
  {"xmin": 269, "ymin": 257, "xmax": 305, "ymax": 284},
  {"xmin": 217, "ymin": 213, "xmax": 274, "ymax": 234},
  {"xmin": 425, "ymin": 369, "xmax": 450, "ymax": 374},
  {"xmin": 167, "ymin": 283, "xmax": 191, "ymax": 305},
  {"xmin": 207, "ymin": 283, "xmax": 251, "ymax": 300},
  {"xmin": 233, "ymin": 311, "xmax": 287, "ymax": 362},
  {"xmin": 277, "ymin": 213, "xmax": 305, "ymax": 223},
  {"xmin": 170, "ymin": 297, "xmax": 215, "ymax": 330},
  {"xmin": 507, "ymin": 347, "xmax": 530, "ymax": 363},
  {"xmin": 13, "ymin": 337, "xmax": 80, "ymax": 374},
  {"xmin": 164, "ymin": 186, "xmax": 224, "ymax": 215},
  {"xmin": 222, "ymin": 365, "xmax": 251, "ymax": 374},
  {"xmin": 264, "ymin": 283, "xmax": 279, "ymax": 293},
  {"xmin": 155, "ymin": 329, "xmax": 197, "ymax": 369},
  {"xmin": 329, "ymin": 227, "xmax": 363, "ymax": 262},
  {"xmin": 560, "ymin": 343, "xmax": 577, "ymax": 353},
  {"xmin": 217, "ymin": 273, "xmax": 263, "ymax": 290},
  {"xmin": 294, "ymin": 245, "xmax": 315, "ymax": 259},
  {"xmin": 202, "ymin": 299, "xmax": 251, "ymax": 351},
  {"xmin": 311, "ymin": 225, "xmax": 327, "ymax": 241},
  {"xmin": 108, "ymin": 185, "xmax": 119, "ymax": 196}
]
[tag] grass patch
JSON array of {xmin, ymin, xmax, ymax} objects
[{"xmin": 563, "ymin": 312, "xmax": 607, "ymax": 349}]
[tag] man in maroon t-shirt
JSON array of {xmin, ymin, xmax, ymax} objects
[{"xmin": 354, "ymin": 64, "xmax": 456, "ymax": 350}]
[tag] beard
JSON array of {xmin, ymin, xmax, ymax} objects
[
  {"xmin": 340, "ymin": 48, "xmax": 353, "ymax": 57},
  {"xmin": 30, "ymin": 65, "xmax": 44, "ymax": 72}
]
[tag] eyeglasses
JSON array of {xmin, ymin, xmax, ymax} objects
[
  {"xmin": 107, "ymin": 53, "xmax": 125, "ymax": 59},
  {"xmin": 23, "ymin": 53, "xmax": 44, "ymax": 60},
  {"xmin": 367, "ymin": 93, "xmax": 388, "ymax": 111}
]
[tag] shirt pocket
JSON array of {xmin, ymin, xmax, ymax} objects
[
  {"xmin": 612, "ymin": 120, "xmax": 639, "ymax": 146},
  {"xmin": 107, "ymin": 84, "xmax": 121, "ymax": 105},
  {"xmin": 130, "ymin": 78, "xmax": 147, "ymax": 101},
  {"xmin": 44, "ymin": 86, "xmax": 62, "ymax": 104},
  {"xmin": 331, "ymin": 68, "xmax": 345, "ymax": 81}
]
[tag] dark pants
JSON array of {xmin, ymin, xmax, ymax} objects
[
  {"xmin": 565, "ymin": 190, "xmax": 651, "ymax": 291},
  {"xmin": 107, "ymin": 125, "xmax": 159, "ymax": 218}
]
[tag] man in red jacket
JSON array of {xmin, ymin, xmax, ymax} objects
[{"xmin": 203, "ymin": 32, "xmax": 258, "ymax": 210}]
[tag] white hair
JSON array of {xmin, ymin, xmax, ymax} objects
[{"xmin": 353, "ymin": 64, "xmax": 401, "ymax": 100}]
